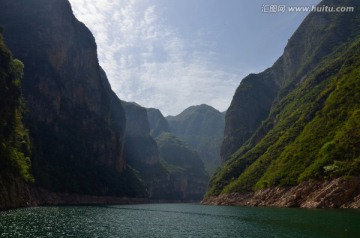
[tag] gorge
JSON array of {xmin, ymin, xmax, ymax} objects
[
  {"xmin": 204, "ymin": 0, "xmax": 360, "ymax": 208},
  {"xmin": 0, "ymin": 0, "xmax": 360, "ymax": 213}
]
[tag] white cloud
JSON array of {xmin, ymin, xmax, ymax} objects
[{"xmin": 69, "ymin": 0, "xmax": 242, "ymax": 115}]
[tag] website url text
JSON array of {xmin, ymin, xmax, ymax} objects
[{"xmin": 262, "ymin": 5, "xmax": 355, "ymax": 13}]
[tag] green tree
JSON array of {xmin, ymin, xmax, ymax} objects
[{"xmin": 0, "ymin": 33, "xmax": 33, "ymax": 182}]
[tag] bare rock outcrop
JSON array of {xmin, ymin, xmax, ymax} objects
[{"xmin": 202, "ymin": 177, "xmax": 360, "ymax": 208}]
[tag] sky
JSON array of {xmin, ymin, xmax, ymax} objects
[{"xmin": 68, "ymin": 0, "xmax": 321, "ymax": 116}]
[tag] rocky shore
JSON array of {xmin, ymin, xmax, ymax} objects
[
  {"xmin": 201, "ymin": 177, "xmax": 360, "ymax": 208},
  {"xmin": 0, "ymin": 178, "xmax": 201, "ymax": 211}
]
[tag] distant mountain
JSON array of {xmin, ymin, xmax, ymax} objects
[
  {"xmin": 156, "ymin": 133, "xmax": 209, "ymax": 200},
  {"xmin": 204, "ymin": 0, "xmax": 360, "ymax": 208},
  {"xmin": 147, "ymin": 108, "xmax": 170, "ymax": 138},
  {"xmin": 166, "ymin": 104, "xmax": 225, "ymax": 174},
  {"xmin": 167, "ymin": 104, "xmax": 224, "ymax": 136},
  {"xmin": 0, "ymin": 0, "xmax": 144, "ymax": 197},
  {"xmin": 0, "ymin": 0, "xmax": 212, "ymax": 207},
  {"xmin": 122, "ymin": 102, "xmax": 209, "ymax": 200},
  {"xmin": 122, "ymin": 101, "xmax": 159, "ymax": 166},
  {"xmin": 121, "ymin": 101, "xmax": 169, "ymax": 198}
]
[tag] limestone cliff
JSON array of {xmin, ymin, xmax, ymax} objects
[
  {"xmin": 0, "ymin": 31, "xmax": 34, "ymax": 210},
  {"xmin": 0, "ymin": 0, "xmax": 144, "ymax": 196},
  {"xmin": 221, "ymin": 0, "xmax": 360, "ymax": 162},
  {"xmin": 122, "ymin": 101, "xmax": 160, "ymax": 167},
  {"xmin": 156, "ymin": 133, "xmax": 209, "ymax": 200},
  {"xmin": 122, "ymin": 102, "xmax": 210, "ymax": 200},
  {"xmin": 146, "ymin": 108, "xmax": 171, "ymax": 138},
  {"xmin": 207, "ymin": 0, "xmax": 360, "ymax": 206},
  {"xmin": 202, "ymin": 177, "xmax": 360, "ymax": 208}
]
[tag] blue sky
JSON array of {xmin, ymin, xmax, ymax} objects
[{"xmin": 69, "ymin": 0, "xmax": 321, "ymax": 116}]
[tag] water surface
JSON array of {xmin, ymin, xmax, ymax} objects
[{"xmin": 1, "ymin": 204, "xmax": 359, "ymax": 237}]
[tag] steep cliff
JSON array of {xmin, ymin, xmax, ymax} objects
[
  {"xmin": 156, "ymin": 133, "xmax": 209, "ymax": 200},
  {"xmin": 221, "ymin": 0, "xmax": 360, "ymax": 162},
  {"xmin": 122, "ymin": 102, "xmax": 160, "ymax": 166},
  {"xmin": 207, "ymin": 0, "xmax": 360, "ymax": 205},
  {"xmin": 0, "ymin": 0, "xmax": 144, "ymax": 197},
  {"xmin": 0, "ymin": 31, "xmax": 34, "ymax": 210},
  {"xmin": 121, "ymin": 101, "xmax": 168, "ymax": 198},
  {"xmin": 123, "ymin": 102, "xmax": 209, "ymax": 200},
  {"xmin": 166, "ymin": 104, "xmax": 224, "ymax": 174},
  {"xmin": 146, "ymin": 108, "xmax": 171, "ymax": 138}
]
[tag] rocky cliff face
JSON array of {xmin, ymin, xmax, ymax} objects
[
  {"xmin": 207, "ymin": 0, "xmax": 360, "ymax": 204},
  {"xmin": 221, "ymin": 0, "xmax": 360, "ymax": 162},
  {"xmin": 122, "ymin": 101, "xmax": 161, "ymax": 167},
  {"xmin": 0, "ymin": 31, "xmax": 34, "ymax": 210},
  {"xmin": 122, "ymin": 102, "xmax": 209, "ymax": 200},
  {"xmin": 202, "ymin": 177, "xmax": 360, "ymax": 209},
  {"xmin": 0, "ymin": 0, "xmax": 144, "ymax": 196},
  {"xmin": 221, "ymin": 73, "xmax": 278, "ymax": 162},
  {"xmin": 166, "ymin": 104, "xmax": 224, "ymax": 174},
  {"xmin": 146, "ymin": 108, "xmax": 171, "ymax": 138},
  {"xmin": 121, "ymin": 101, "xmax": 169, "ymax": 199},
  {"xmin": 156, "ymin": 133, "xmax": 209, "ymax": 200}
]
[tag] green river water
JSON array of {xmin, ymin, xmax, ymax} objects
[{"xmin": 0, "ymin": 203, "xmax": 360, "ymax": 237}]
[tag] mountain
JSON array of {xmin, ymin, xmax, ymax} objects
[
  {"xmin": 121, "ymin": 101, "xmax": 169, "ymax": 198},
  {"xmin": 0, "ymin": 0, "xmax": 144, "ymax": 197},
  {"xmin": 0, "ymin": 31, "xmax": 34, "ymax": 209},
  {"xmin": 204, "ymin": 0, "xmax": 360, "ymax": 208},
  {"xmin": 221, "ymin": 0, "xmax": 360, "ymax": 163},
  {"xmin": 156, "ymin": 133, "xmax": 209, "ymax": 200},
  {"xmin": 122, "ymin": 102, "xmax": 209, "ymax": 200},
  {"xmin": 166, "ymin": 104, "xmax": 225, "ymax": 174},
  {"xmin": 147, "ymin": 108, "xmax": 171, "ymax": 138}
]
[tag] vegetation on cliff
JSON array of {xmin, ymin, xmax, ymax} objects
[
  {"xmin": 207, "ymin": 0, "xmax": 360, "ymax": 197},
  {"xmin": 0, "ymin": 31, "xmax": 32, "ymax": 182},
  {"xmin": 221, "ymin": 0, "xmax": 360, "ymax": 163},
  {"xmin": 0, "ymin": 0, "xmax": 145, "ymax": 197},
  {"xmin": 123, "ymin": 102, "xmax": 209, "ymax": 200},
  {"xmin": 166, "ymin": 104, "xmax": 225, "ymax": 174},
  {"xmin": 156, "ymin": 133, "xmax": 209, "ymax": 200},
  {"xmin": 0, "ymin": 31, "xmax": 36, "ymax": 209}
]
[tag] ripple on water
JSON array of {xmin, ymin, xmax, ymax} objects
[{"xmin": 1, "ymin": 204, "xmax": 360, "ymax": 238}]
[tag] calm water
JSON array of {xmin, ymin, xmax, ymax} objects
[{"xmin": 0, "ymin": 204, "xmax": 360, "ymax": 237}]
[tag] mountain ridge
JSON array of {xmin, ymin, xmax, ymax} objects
[
  {"xmin": 205, "ymin": 0, "xmax": 360, "ymax": 207},
  {"xmin": 0, "ymin": 0, "xmax": 145, "ymax": 197},
  {"xmin": 221, "ymin": 0, "xmax": 360, "ymax": 163},
  {"xmin": 122, "ymin": 101, "xmax": 210, "ymax": 200},
  {"xmin": 165, "ymin": 104, "xmax": 225, "ymax": 174}
]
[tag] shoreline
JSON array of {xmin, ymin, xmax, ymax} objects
[
  {"xmin": 201, "ymin": 177, "xmax": 360, "ymax": 208},
  {"xmin": 3, "ymin": 177, "xmax": 360, "ymax": 211},
  {"xmin": 31, "ymin": 187, "xmax": 149, "ymax": 207},
  {"xmin": 0, "ymin": 183, "xmax": 202, "ymax": 212},
  {"xmin": 0, "ymin": 187, "xmax": 149, "ymax": 212}
]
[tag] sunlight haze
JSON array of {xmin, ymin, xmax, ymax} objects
[{"xmin": 69, "ymin": 0, "xmax": 321, "ymax": 115}]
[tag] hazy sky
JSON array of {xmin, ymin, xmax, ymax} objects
[{"xmin": 69, "ymin": 0, "xmax": 321, "ymax": 116}]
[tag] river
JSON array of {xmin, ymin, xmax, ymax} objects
[{"xmin": 0, "ymin": 204, "xmax": 359, "ymax": 237}]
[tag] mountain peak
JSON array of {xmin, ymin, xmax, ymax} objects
[{"xmin": 206, "ymin": 0, "xmax": 360, "ymax": 205}]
